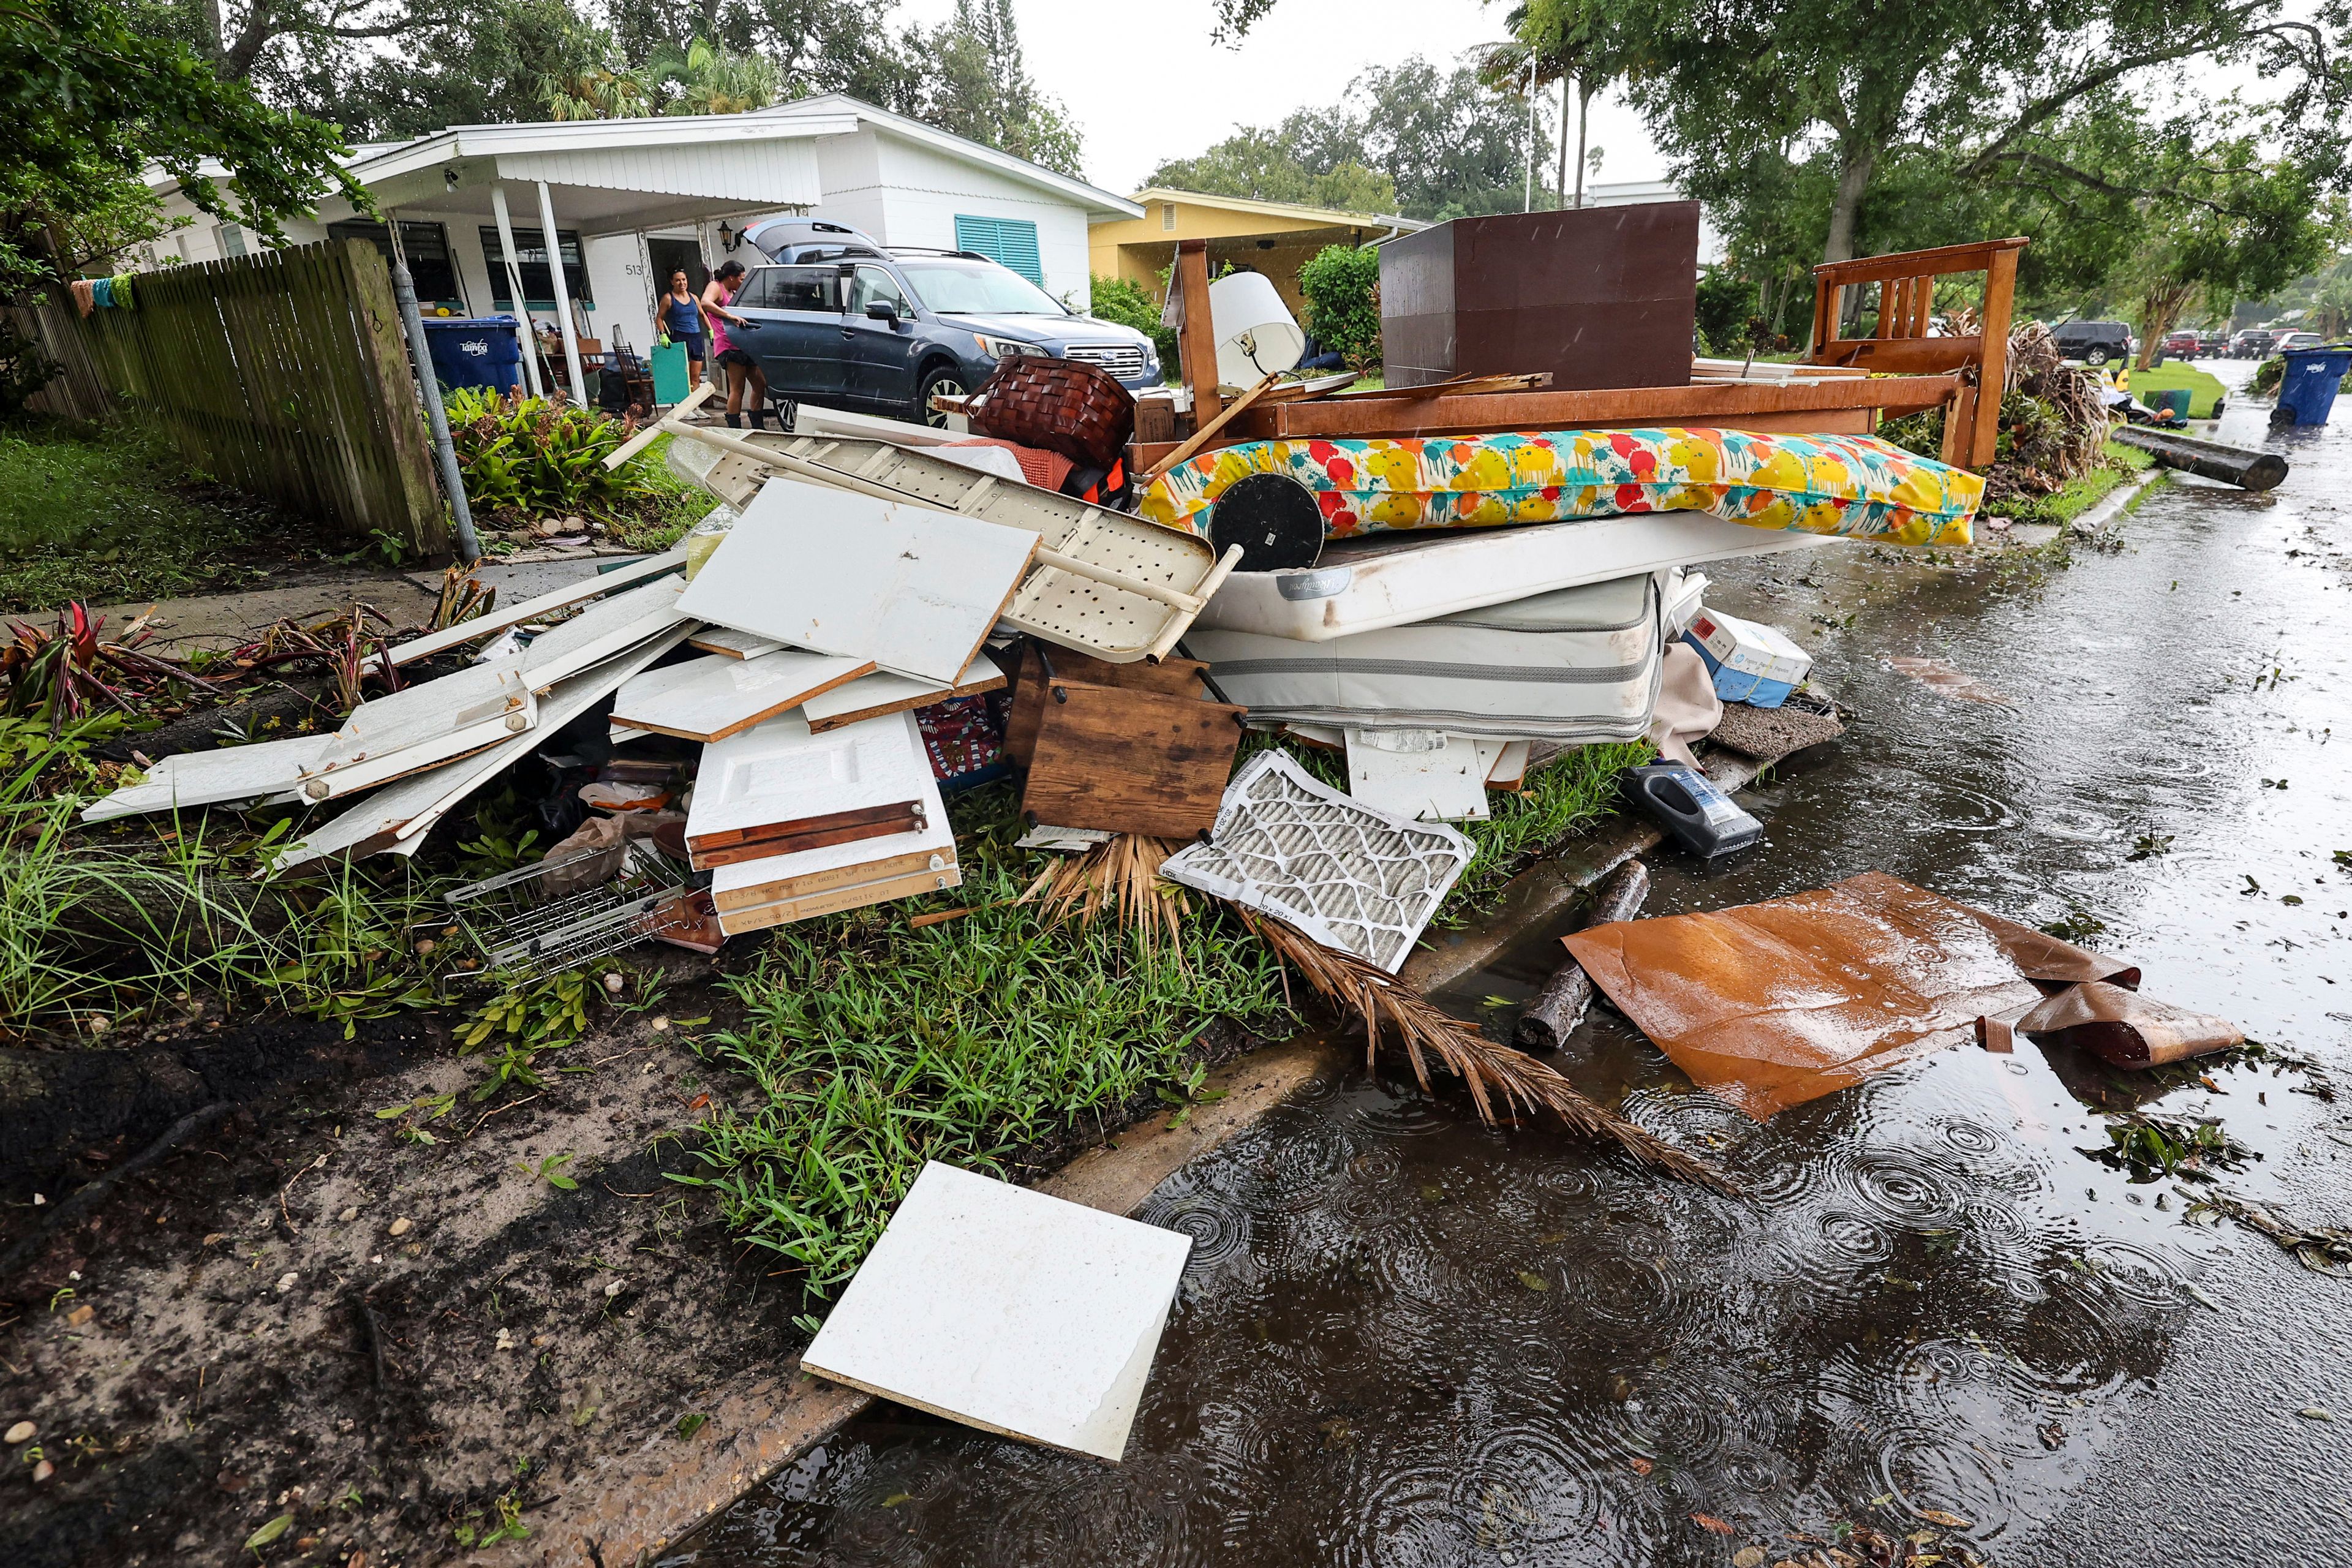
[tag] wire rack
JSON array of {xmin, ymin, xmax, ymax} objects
[{"xmin": 445, "ymin": 839, "xmax": 701, "ymax": 979}]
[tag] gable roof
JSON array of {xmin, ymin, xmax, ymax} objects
[
  {"xmin": 341, "ymin": 109, "xmax": 859, "ymax": 187},
  {"xmin": 755, "ymin": 94, "xmax": 1144, "ymax": 222}
]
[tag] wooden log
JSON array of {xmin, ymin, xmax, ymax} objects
[
  {"xmin": 2109, "ymin": 424, "xmax": 2289, "ymax": 490},
  {"xmin": 1513, "ymin": 858, "xmax": 1651, "ymax": 1052}
]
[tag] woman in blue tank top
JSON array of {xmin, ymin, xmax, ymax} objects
[{"xmin": 661, "ymin": 269, "xmax": 706, "ymax": 388}]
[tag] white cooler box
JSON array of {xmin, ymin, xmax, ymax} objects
[{"xmin": 1184, "ymin": 570, "xmax": 1669, "ymax": 743}]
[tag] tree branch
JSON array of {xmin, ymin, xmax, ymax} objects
[
  {"xmin": 1983, "ymin": 148, "xmax": 2277, "ymax": 219},
  {"xmin": 1957, "ymin": 10, "xmax": 2269, "ymax": 178}
]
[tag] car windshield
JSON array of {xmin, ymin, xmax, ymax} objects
[{"xmin": 897, "ymin": 260, "xmax": 1067, "ymax": 316}]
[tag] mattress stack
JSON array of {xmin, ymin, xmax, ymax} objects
[{"xmin": 1180, "ymin": 518, "xmax": 1744, "ymax": 821}]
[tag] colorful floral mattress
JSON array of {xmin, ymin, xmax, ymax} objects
[{"xmin": 1139, "ymin": 428, "xmax": 1983, "ymax": 548}]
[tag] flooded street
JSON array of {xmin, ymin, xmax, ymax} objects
[{"xmin": 669, "ymin": 364, "xmax": 2352, "ymax": 1567}]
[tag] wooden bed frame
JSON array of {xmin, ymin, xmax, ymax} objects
[
  {"xmin": 1130, "ymin": 236, "xmax": 2028, "ymax": 476},
  {"xmin": 1806, "ymin": 236, "xmax": 2027, "ymax": 469}
]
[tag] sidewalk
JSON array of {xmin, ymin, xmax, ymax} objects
[{"xmin": 83, "ymin": 549, "xmax": 645, "ymax": 657}]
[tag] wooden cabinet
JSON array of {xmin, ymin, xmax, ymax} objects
[{"xmin": 1007, "ymin": 643, "xmax": 1245, "ymax": 839}]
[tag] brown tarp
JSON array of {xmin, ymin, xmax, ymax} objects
[
  {"xmin": 1564, "ymin": 871, "xmax": 2139, "ymax": 1119},
  {"xmin": 2015, "ymin": 979, "xmax": 2241, "ymax": 1068}
]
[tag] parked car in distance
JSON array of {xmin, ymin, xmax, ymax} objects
[
  {"xmin": 2162, "ymin": 330, "xmax": 2201, "ymax": 358},
  {"xmin": 729, "ymin": 219, "xmax": 1164, "ymax": 426},
  {"xmin": 2199, "ymin": 331, "xmax": 2231, "ymax": 356},
  {"xmin": 2051, "ymin": 319, "xmax": 2133, "ymax": 366},
  {"xmin": 2230, "ymin": 328, "xmax": 2277, "ymax": 359},
  {"xmin": 2275, "ymin": 331, "xmax": 2324, "ymax": 353}
]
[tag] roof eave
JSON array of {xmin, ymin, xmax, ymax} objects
[
  {"xmin": 761, "ymin": 94, "xmax": 1143, "ymax": 219},
  {"xmin": 1120, "ymin": 186, "xmax": 1428, "ymax": 231}
]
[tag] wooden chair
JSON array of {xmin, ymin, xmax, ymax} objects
[{"xmin": 1807, "ymin": 237, "xmax": 2027, "ymax": 469}]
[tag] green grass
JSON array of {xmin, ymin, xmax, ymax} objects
[
  {"xmin": 679, "ymin": 734, "xmax": 1649, "ymax": 1295},
  {"xmin": 0, "ymin": 717, "xmax": 458, "ymax": 1042},
  {"xmin": 1986, "ymin": 441, "xmax": 2155, "ymax": 530},
  {"xmin": 600, "ymin": 434, "xmax": 713, "ymax": 554},
  {"xmin": 675, "ymin": 782, "xmax": 1292, "ymax": 1294},
  {"xmin": 2124, "ymin": 363, "xmax": 2228, "ymax": 418},
  {"xmin": 1446, "ymin": 740, "xmax": 1654, "ymax": 914},
  {"xmin": 0, "ymin": 419, "xmax": 282, "ymax": 612}
]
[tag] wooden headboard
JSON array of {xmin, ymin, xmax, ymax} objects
[{"xmin": 1808, "ymin": 236, "xmax": 2029, "ymax": 469}]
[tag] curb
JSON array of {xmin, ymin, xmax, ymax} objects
[
  {"xmin": 2070, "ymin": 465, "xmax": 2162, "ymax": 535},
  {"xmin": 1402, "ymin": 750, "xmax": 1763, "ymax": 997},
  {"xmin": 496, "ymin": 1038, "xmax": 1342, "ymax": 1567}
]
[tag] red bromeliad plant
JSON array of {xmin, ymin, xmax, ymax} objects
[
  {"xmin": 224, "ymin": 603, "xmax": 403, "ymax": 714},
  {"xmin": 1, "ymin": 603, "xmax": 217, "ymax": 734}
]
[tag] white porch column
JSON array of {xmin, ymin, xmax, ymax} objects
[
  {"xmin": 533, "ymin": 179, "xmax": 587, "ymax": 402},
  {"xmin": 488, "ymin": 183, "xmax": 543, "ymax": 398}
]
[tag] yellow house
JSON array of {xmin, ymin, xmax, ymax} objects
[{"xmin": 1088, "ymin": 188, "xmax": 1427, "ymax": 321}]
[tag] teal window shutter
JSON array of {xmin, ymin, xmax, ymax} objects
[{"xmin": 954, "ymin": 215, "xmax": 1044, "ymax": 285}]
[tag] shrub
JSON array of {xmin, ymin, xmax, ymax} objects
[
  {"xmin": 1297, "ymin": 244, "xmax": 1382, "ymax": 374},
  {"xmin": 1693, "ymin": 266, "xmax": 1754, "ymax": 356},
  {"xmin": 1085, "ymin": 274, "xmax": 1177, "ymax": 370},
  {"xmin": 443, "ymin": 387, "xmax": 636, "ymax": 522}
]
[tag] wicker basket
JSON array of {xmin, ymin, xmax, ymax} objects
[{"xmin": 969, "ymin": 356, "xmax": 1135, "ymax": 472}]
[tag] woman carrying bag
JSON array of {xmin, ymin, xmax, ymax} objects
[{"xmin": 659, "ymin": 268, "xmax": 707, "ymax": 390}]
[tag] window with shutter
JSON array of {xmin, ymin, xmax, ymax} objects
[{"xmin": 952, "ymin": 215, "xmax": 1044, "ymax": 286}]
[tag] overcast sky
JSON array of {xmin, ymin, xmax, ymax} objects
[{"xmin": 889, "ymin": 0, "xmax": 1673, "ymax": 199}]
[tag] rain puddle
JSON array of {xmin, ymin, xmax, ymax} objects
[
  {"xmin": 665, "ymin": 366, "xmax": 2352, "ymax": 1564},
  {"xmin": 1881, "ymin": 655, "xmax": 2011, "ymax": 706}
]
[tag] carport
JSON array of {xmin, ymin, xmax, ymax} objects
[{"xmin": 322, "ymin": 111, "xmax": 858, "ymax": 397}]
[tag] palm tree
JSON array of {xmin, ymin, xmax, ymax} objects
[
  {"xmin": 1478, "ymin": 2, "xmax": 1649, "ymax": 209},
  {"xmin": 651, "ymin": 37, "xmax": 780, "ymax": 116},
  {"xmin": 539, "ymin": 37, "xmax": 778, "ymax": 121},
  {"xmin": 541, "ymin": 64, "xmax": 655, "ymax": 122}
]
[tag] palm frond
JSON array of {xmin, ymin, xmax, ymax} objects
[
  {"xmin": 1240, "ymin": 908, "xmax": 1736, "ymax": 1195},
  {"xmin": 1016, "ymin": 833, "xmax": 1189, "ymax": 951}
]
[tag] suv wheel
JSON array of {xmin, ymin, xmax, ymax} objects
[
  {"xmin": 2082, "ymin": 345, "xmax": 2111, "ymax": 366},
  {"xmin": 916, "ymin": 363, "xmax": 969, "ymax": 428}
]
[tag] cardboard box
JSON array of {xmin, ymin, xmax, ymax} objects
[{"xmin": 1684, "ymin": 609, "xmax": 1811, "ymax": 708}]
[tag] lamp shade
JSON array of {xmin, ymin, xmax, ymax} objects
[{"xmin": 1207, "ymin": 271, "xmax": 1305, "ymax": 388}]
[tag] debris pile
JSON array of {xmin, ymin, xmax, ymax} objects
[{"xmin": 77, "ymin": 235, "xmax": 2198, "ymax": 1466}]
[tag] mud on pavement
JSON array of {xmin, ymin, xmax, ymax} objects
[{"xmin": 0, "ymin": 970, "xmax": 809, "ymax": 1568}]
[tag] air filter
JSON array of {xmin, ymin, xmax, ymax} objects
[{"xmin": 1161, "ymin": 750, "xmax": 1471, "ymax": 973}]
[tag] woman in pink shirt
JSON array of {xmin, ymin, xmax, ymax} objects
[{"xmin": 699, "ymin": 260, "xmax": 771, "ymax": 429}]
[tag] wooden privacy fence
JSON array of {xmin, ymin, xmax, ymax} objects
[
  {"xmin": 5, "ymin": 287, "xmax": 112, "ymax": 421},
  {"xmin": 74, "ymin": 239, "xmax": 447, "ymax": 552}
]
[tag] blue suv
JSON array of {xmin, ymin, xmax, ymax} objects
[{"xmin": 731, "ymin": 219, "xmax": 1164, "ymax": 426}]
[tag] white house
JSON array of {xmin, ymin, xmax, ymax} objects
[
  {"xmin": 143, "ymin": 96, "xmax": 1140, "ymax": 394},
  {"xmin": 1582, "ymin": 179, "xmax": 1727, "ymax": 266}
]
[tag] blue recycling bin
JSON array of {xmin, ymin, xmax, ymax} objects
[
  {"xmin": 2274, "ymin": 347, "xmax": 2352, "ymax": 428},
  {"xmin": 419, "ymin": 315, "xmax": 524, "ymax": 393}
]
